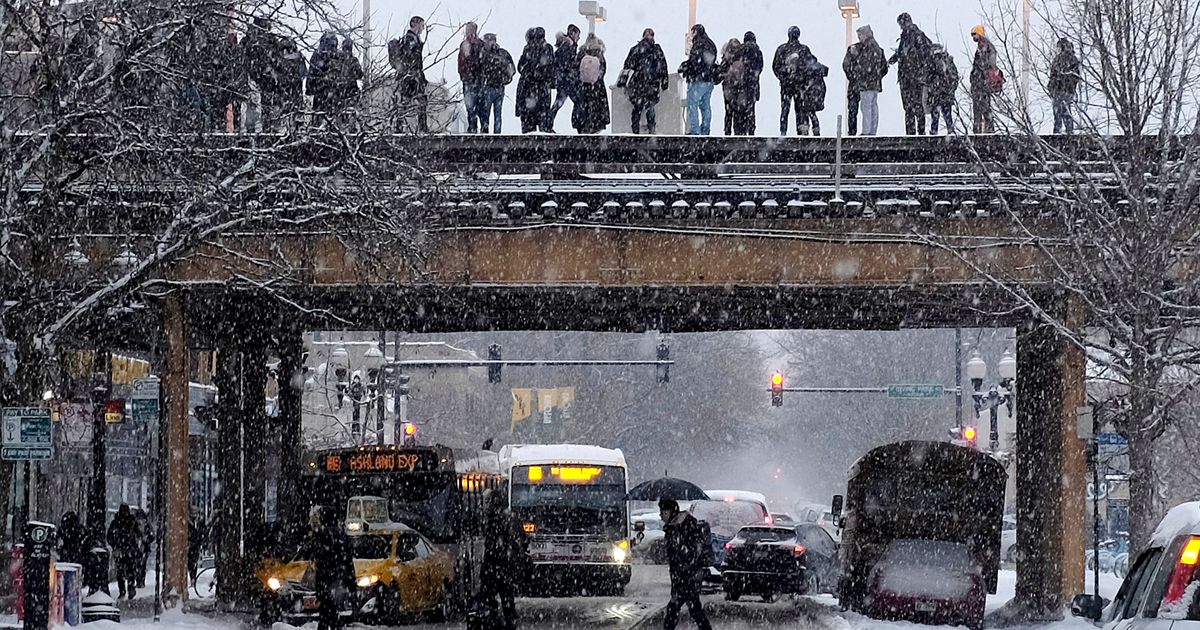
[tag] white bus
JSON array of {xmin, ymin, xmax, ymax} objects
[{"xmin": 498, "ymin": 444, "xmax": 631, "ymax": 595}]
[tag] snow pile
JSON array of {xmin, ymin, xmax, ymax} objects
[
  {"xmin": 1150, "ymin": 501, "xmax": 1200, "ymax": 547},
  {"xmin": 1159, "ymin": 580, "xmax": 1199, "ymax": 620},
  {"xmin": 871, "ymin": 540, "xmax": 979, "ymax": 600}
]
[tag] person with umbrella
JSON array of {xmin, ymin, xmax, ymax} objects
[{"xmin": 660, "ymin": 498, "xmax": 712, "ymax": 630}]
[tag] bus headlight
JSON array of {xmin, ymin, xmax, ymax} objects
[
  {"xmin": 611, "ymin": 540, "xmax": 629, "ymax": 563},
  {"xmin": 266, "ymin": 577, "xmax": 284, "ymax": 591},
  {"xmin": 356, "ymin": 575, "xmax": 379, "ymax": 589}
]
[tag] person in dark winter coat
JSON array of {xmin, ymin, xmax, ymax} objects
[
  {"xmin": 58, "ymin": 511, "xmax": 86, "ymax": 566},
  {"xmin": 188, "ymin": 516, "xmax": 206, "ymax": 583},
  {"xmin": 842, "ymin": 24, "xmax": 888, "ymax": 136},
  {"xmin": 572, "ymin": 34, "xmax": 610, "ymax": 134},
  {"xmin": 108, "ymin": 504, "xmax": 141, "ymax": 599},
  {"xmin": 740, "ymin": 31, "xmax": 764, "ymax": 134},
  {"xmin": 134, "ymin": 509, "xmax": 153, "ymax": 589},
  {"xmin": 679, "ymin": 24, "xmax": 718, "ymax": 135},
  {"xmin": 388, "ymin": 16, "xmax": 428, "ymax": 133},
  {"xmin": 618, "ymin": 29, "xmax": 670, "ymax": 134},
  {"xmin": 332, "ymin": 38, "xmax": 364, "ymax": 116},
  {"xmin": 310, "ymin": 507, "xmax": 356, "ymax": 630},
  {"xmin": 660, "ymin": 499, "xmax": 712, "ymax": 630},
  {"xmin": 516, "ymin": 27, "xmax": 556, "ymax": 133},
  {"xmin": 716, "ymin": 39, "xmax": 756, "ymax": 136},
  {"xmin": 927, "ymin": 43, "xmax": 959, "ymax": 134},
  {"xmin": 1048, "ymin": 37, "xmax": 1080, "ymax": 134},
  {"xmin": 480, "ymin": 491, "xmax": 527, "ymax": 630},
  {"xmin": 307, "ymin": 33, "xmax": 340, "ymax": 114},
  {"xmin": 549, "ymin": 24, "xmax": 581, "ymax": 130},
  {"xmin": 479, "ymin": 33, "xmax": 515, "ymax": 133},
  {"xmin": 773, "ymin": 26, "xmax": 817, "ymax": 135},
  {"xmin": 969, "ymin": 24, "xmax": 999, "ymax": 134},
  {"xmin": 459, "ymin": 22, "xmax": 485, "ymax": 133},
  {"xmin": 890, "ymin": 13, "xmax": 934, "ymax": 135},
  {"xmin": 796, "ymin": 54, "xmax": 828, "ymax": 136}
]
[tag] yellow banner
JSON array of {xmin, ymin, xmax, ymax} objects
[{"xmin": 511, "ymin": 389, "xmax": 533, "ymax": 424}]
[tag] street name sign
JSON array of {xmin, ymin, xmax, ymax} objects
[
  {"xmin": 886, "ymin": 384, "xmax": 945, "ymax": 400},
  {"xmin": 1, "ymin": 407, "xmax": 53, "ymax": 460}
]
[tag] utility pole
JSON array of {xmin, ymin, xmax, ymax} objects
[
  {"xmin": 88, "ymin": 348, "xmax": 111, "ymax": 545},
  {"xmin": 362, "ymin": 0, "xmax": 372, "ymax": 66},
  {"xmin": 1021, "ymin": 0, "xmax": 1031, "ymax": 105},
  {"xmin": 955, "ymin": 328, "xmax": 963, "ymax": 427}
]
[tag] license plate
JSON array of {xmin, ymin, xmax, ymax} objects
[
  {"xmin": 302, "ymin": 596, "xmax": 319, "ymax": 610},
  {"xmin": 915, "ymin": 601, "xmax": 936, "ymax": 613}
]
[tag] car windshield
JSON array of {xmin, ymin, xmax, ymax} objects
[
  {"xmin": 690, "ymin": 500, "xmax": 768, "ymax": 538},
  {"xmin": 738, "ymin": 527, "xmax": 795, "ymax": 543},
  {"xmin": 352, "ymin": 535, "xmax": 392, "ymax": 560}
]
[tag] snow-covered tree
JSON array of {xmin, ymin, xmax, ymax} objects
[{"xmin": 928, "ymin": 0, "xmax": 1200, "ymax": 556}]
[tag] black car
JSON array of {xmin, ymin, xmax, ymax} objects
[{"xmin": 721, "ymin": 524, "xmax": 840, "ymax": 602}]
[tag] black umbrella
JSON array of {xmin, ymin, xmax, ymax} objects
[{"xmin": 627, "ymin": 477, "xmax": 709, "ymax": 502}]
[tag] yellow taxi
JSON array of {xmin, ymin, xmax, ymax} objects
[{"xmin": 257, "ymin": 524, "xmax": 456, "ymax": 624}]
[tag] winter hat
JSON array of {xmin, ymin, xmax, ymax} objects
[
  {"xmin": 897, "ymin": 12, "xmax": 912, "ymax": 25},
  {"xmin": 857, "ymin": 25, "xmax": 874, "ymax": 39},
  {"xmin": 971, "ymin": 24, "xmax": 986, "ymax": 38},
  {"xmin": 788, "ymin": 25, "xmax": 801, "ymax": 40},
  {"xmin": 659, "ymin": 498, "xmax": 680, "ymax": 513},
  {"xmin": 744, "ymin": 31, "xmax": 757, "ymax": 43}
]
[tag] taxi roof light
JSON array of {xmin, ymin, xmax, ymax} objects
[{"xmin": 1182, "ymin": 536, "xmax": 1200, "ymax": 565}]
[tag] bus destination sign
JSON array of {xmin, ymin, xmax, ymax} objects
[{"xmin": 323, "ymin": 450, "xmax": 441, "ymax": 474}]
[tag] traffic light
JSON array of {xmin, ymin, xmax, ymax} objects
[
  {"xmin": 770, "ymin": 371, "xmax": 784, "ymax": 407},
  {"xmin": 656, "ymin": 341, "xmax": 670, "ymax": 384},
  {"xmin": 401, "ymin": 422, "xmax": 418, "ymax": 446},
  {"xmin": 396, "ymin": 374, "xmax": 411, "ymax": 397},
  {"xmin": 488, "ymin": 343, "xmax": 502, "ymax": 384},
  {"xmin": 962, "ymin": 425, "xmax": 979, "ymax": 449}
]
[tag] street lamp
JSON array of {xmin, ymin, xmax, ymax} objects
[
  {"xmin": 839, "ymin": 0, "xmax": 861, "ymax": 49},
  {"xmin": 578, "ymin": 1, "xmax": 606, "ymax": 35},
  {"xmin": 967, "ymin": 348, "xmax": 1017, "ymax": 453},
  {"xmin": 329, "ymin": 345, "xmax": 349, "ymax": 408},
  {"xmin": 363, "ymin": 345, "xmax": 385, "ymax": 443}
]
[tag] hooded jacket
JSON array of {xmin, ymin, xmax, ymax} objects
[
  {"xmin": 891, "ymin": 22, "xmax": 933, "ymax": 87},
  {"xmin": 1048, "ymin": 40, "xmax": 1081, "ymax": 98},
  {"xmin": 843, "ymin": 27, "xmax": 889, "ymax": 93},
  {"xmin": 516, "ymin": 28, "xmax": 556, "ymax": 117},
  {"xmin": 679, "ymin": 25, "xmax": 718, "ymax": 83},
  {"xmin": 553, "ymin": 32, "xmax": 580, "ymax": 93},
  {"xmin": 620, "ymin": 37, "xmax": 669, "ymax": 105},
  {"xmin": 773, "ymin": 32, "xmax": 816, "ymax": 95}
]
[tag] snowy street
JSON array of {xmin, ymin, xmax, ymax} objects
[{"xmin": 0, "ymin": 565, "xmax": 1123, "ymax": 630}]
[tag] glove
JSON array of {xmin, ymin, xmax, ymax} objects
[{"xmin": 661, "ymin": 78, "xmax": 670, "ymax": 91}]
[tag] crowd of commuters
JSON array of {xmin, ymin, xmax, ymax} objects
[
  {"xmin": 49, "ymin": 10, "xmax": 1078, "ymax": 137},
  {"xmin": 448, "ymin": 14, "xmax": 1079, "ymax": 137}
]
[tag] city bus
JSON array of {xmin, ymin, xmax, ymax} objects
[
  {"xmin": 834, "ymin": 440, "xmax": 1005, "ymax": 629},
  {"xmin": 498, "ymin": 444, "xmax": 631, "ymax": 595},
  {"xmin": 265, "ymin": 444, "xmax": 502, "ymax": 614}
]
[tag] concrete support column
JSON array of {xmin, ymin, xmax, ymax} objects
[
  {"xmin": 213, "ymin": 340, "xmax": 242, "ymax": 606},
  {"xmin": 163, "ymin": 297, "xmax": 191, "ymax": 601},
  {"xmin": 274, "ymin": 330, "xmax": 305, "ymax": 536},
  {"xmin": 1014, "ymin": 322, "xmax": 1087, "ymax": 619},
  {"xmin": 240, "ymin": 341, "xmax": 268, "ymax": 598}
]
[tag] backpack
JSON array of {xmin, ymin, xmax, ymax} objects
[
  {"xmin": 579, "ymin": 54, "xmax": 601, "ymax": 85},
  {"xmin": 986, "ymin": 66, "xmax": 1005, "ymax": 94}
]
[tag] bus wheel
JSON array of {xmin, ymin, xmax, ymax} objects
[
  {"xmin": 724, "ymin": 586, "xmax": 741, "ymax": 602},
  {"xmin": 762, "ymin": 589, "xmax": 777, "ymax": 603}
]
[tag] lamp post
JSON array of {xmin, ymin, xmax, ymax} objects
[
  {"xmin": 363, "ymin": 344, "xmax": 384, "ymax": 444},
  {"xmin": 967, "ymin": 348, "xmax": 1017, "ymax": 452},
  {"xmin": 839, "ymin": 0, "xmax": 861, "ymax": 49},
  {"xmin": 578, "ymin": 1, "xmax": 606, "ymax": 35},
  {"xmin": 329, "ymin": 345, "xmax": 348, "ymax": 408}
]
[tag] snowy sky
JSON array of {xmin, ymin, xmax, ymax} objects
[{"xmin": 336, "ymin": 0, "xmax": 1010, "ymax": 136}]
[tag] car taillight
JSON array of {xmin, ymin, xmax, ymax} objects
[
  {"xmin": 724, "ymin": 541, "xmax": 735, "ymax": 551},
  {"xmin": 1164, "ymin": 536, "xmax": 1200, "ymax": 606},
  {"xmin": 764, "ymin": 515, "xmax": 773, "ymax": 525},
  {"xmin": 793, "ymin": 544, "xmax": 807, "ymax": 557}
]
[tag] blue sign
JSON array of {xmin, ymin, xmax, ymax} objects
[
  {"xmin": 1, "ymin": 407, "xmax": 53, "ymax": 460},
  {"xmin": 1097, "ymin": 432, "xmax": 1127, "ymax": 446}
]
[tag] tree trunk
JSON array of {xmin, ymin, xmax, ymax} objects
[{"xmin": 1126, "ymin": 431, "xmax": 1157, "ymax": 559}]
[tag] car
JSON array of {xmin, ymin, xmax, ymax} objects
[
  {"xmin": 864, "ymin": 539, "xmax": 988, "ymax": 630},
  {"xmin": 631, "ymin": 512, "xmax": 668, "ymax": 564},
  {"xmin": 771, "ymin": 513, "xmax": 798, "ymax": 527},
  {"xmin": 256, "ymin": 525, "xmax": 456, "ymax": 625},
  {"xmin": 690, "ymin": 496, "xmax": 772, "ymax": 567},
  {"xmin": 1001, "ymin": 514, "xmax": 1017, "ymax": 563},
  {"xmin": 721, "ymin": 524, "xmax": 840, "ymax": 603},
  {"xmin": 1071, "ymin": 501, "xmax": 1200, "ymax": 629}
]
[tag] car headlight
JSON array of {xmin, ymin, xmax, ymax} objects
[
  {"xmin": 611, "ymin": 542, "xmax": 628, "ymax": 563},
  {"xmin": 267, "ymin": 577, "xmax": 283, "ymax": 591},
  {"xmin": 356, "ymin": 575, "xmax": 379, "ymax": 589}
]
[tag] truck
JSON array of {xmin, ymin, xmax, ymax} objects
[
  {"xmin": 834, "ymin": 440, "xmax": 1006, "ymax": 629},
  {"xmin": 498, "ymin": 444, "xmax": 632, "ymax": 595}
]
